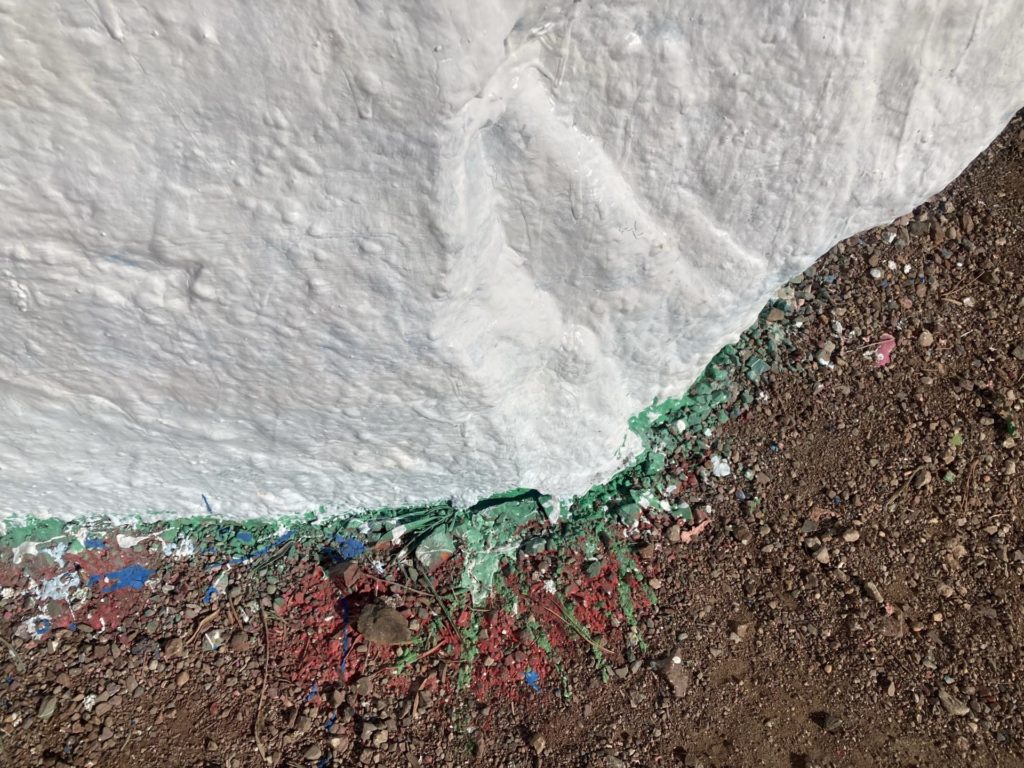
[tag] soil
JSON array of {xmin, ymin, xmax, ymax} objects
[{"xmin": 2, "ymin": 112, "xmax": 1023, "ymax": 768}]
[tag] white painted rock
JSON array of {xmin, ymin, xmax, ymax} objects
[{"xmin": 1, "ymin": 2, "xmax": 1021, "ymax": 520}]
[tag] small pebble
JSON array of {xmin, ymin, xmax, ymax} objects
[
  {"xmin": 303, "ymin": 745, "xmax": 322, "ymax": 761},
  {"xmin": 528, "ymin": 733, "xmax": 546, "ymax": 755}
]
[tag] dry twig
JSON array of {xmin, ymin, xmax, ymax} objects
[
  {"xmin": 185, "ymin": 609, "xmax": 220, "ymax": 646},
  {"xmin": 0, "ymin": 636, "xmax": 25, "ymax": 674}
]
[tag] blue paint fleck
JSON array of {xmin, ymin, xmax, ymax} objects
[
  {"xmin": 3, "ymin": 675, "xmax": 13, "ymax": 685},
  {"xmin": 334, "ymin": 534, "xmax": 365, "ymax": 559},
  {"xmin": 524, "ymin": 669, "xmax": 540, "ymax": 693},
  {"xmin": 317, "ymin": 757, "xmax": 331, "ymax": 768},
  {"xmin": 35, "ymin": 619, "xmax": 52, "ymax": 636},
  {"xmin": 104, "ymin": 252, "xmax": 145, "ymax": 268},
  {"xmin": 89, "ymin": 564, "xmax": 154, "ymax": 593},
  {"xmin": 306, "ymin": 681, "xmax": 319, "ymax": 702},
  {"xmin": 322, "ymin": 535, "xmax": 366, "ymax": 566},
  {"xmin": 235, "ymin": 531, "xmax": 254, "ymax": 544},
  {"xmin": 202, "ymin": 585, "xmax": 218, "ymax": 605},
  {"xmin": 84, "ymin": 537, "xmax": 106, "ymax": 550},
  {"xmin": 324, "ymin": 711, "xmax": 337, "ymax": 733},
  {"xmin": 202, "ymin": 495, "xmax": 214, "ymax": 513}
]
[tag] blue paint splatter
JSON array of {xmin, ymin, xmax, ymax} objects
[
  {"xmin": 322, "ymin": 535, "xmax": 366, "ymax": 568},
  {"xmin": 84, "ymin": 537, "xmax": 106, "ymax": 550},
  {"xmin": 324, "ymin": 711, "xmax": 337, "ymax": 733},
  {"xmin": 524, "ymin": 669, "xmax": 540, "ymax": 693},
  {"xmin": 202, "ymin": 585, "xmax": 218, "ymax": 605},
  {"xmin": 334, "ymin": 534, "xmax": 365, "ymax": 559},
  {"xmin": 34, "ymin": 619, "xmax": 52, "ymax": 636},
  {"xmin": 306, "ymin": 681, "xmax": 319, "ymax": 702},
  {"xmin": 235, "ymin": 531, "xmax": 254, "ymax": 544},
  {"xmin": 88, "ymin": 564, "xmax": 154, "ymax": 593}
]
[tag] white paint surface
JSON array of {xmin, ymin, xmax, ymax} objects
[{"xmin": 1, "ymin": 2, "xmax": 1022, "ymax": 520}]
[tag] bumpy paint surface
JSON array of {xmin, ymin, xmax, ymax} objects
[{"xmin": 1, "ymin": 1, "xmax": 1022, "ymax": 520}]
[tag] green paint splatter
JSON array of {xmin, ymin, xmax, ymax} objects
[
  {"xmin": 0, "ymin": 518, "xmax": 67, "ymax": 548},
  {"xmin": 1, "ymin": 294, "xmax": 795, "ymax": 626}
]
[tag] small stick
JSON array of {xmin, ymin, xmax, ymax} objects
[
  {"xmin": 407, "ymin": 562, "xmax": 460, "ymax": 639},
  {"xmin": 537, "ymin": 603, "xmax": 612, "ymax": 655},
  {"xmin": 252, "ymin": 540, "xmax": 294, "ymax": 572},
  {"xmin": 942, "ymin": 270, "xmax": 984, "ymax": 298},
  {"xmin": 849, "ymin": 340, "xmax": 887, "ymax": 353},
  {"xmin": 186, "ymin": 609, "xmax": 220, "ymax": 646},
  {"xmin": 884, "ymin": 464, "xmax": 928, "ymax": 511},
  {"xmin": 227, "ymin": 596, "xmax": 244, "ymax": 632},
  {"xmin": 0, "ymin": 636, "xmax": 25, "ymax": 674},
  {"xmin": 371, "ymin": 574, "xmax": 433, "ymax": 598},
  {"xmin": 962, "ymin": 459, "xmax": 979, "ymax": 516},
  {"xmin": 411, "ymin": 641, "xmax": 446, "ymax": 665}
]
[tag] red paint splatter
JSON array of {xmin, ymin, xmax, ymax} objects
[
  {"xmin": 66, "ymin": 545, "xmax": 158, "ymax": 631},
  {"xmin": 875, "ymin": 334, "xmax": 897, "ymax": 366}
]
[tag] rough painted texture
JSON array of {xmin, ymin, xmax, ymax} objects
[{"xmin": 1, "ymin": 1, "xmax": 1022, "ymax": 520}]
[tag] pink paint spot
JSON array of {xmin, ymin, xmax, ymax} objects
[
  {"xmin": 677, "ymin": 518, "xmax": 711, "ymax": 543},
  {"xmin": 875, "ymin": 334, "xmax": 896, "ymax": 367}
]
